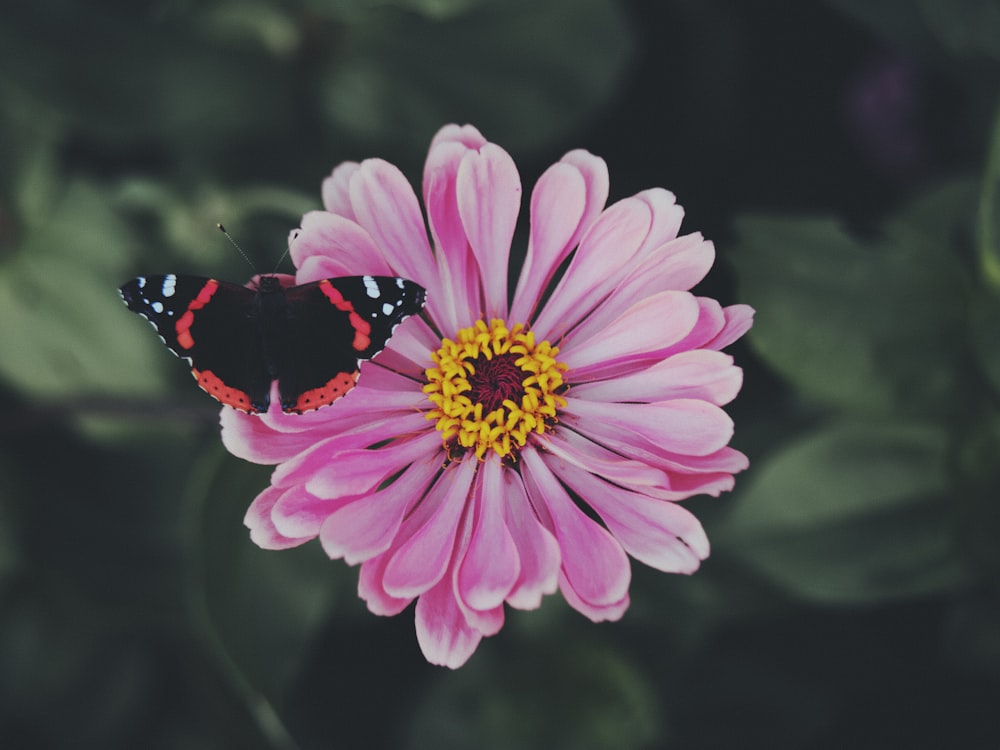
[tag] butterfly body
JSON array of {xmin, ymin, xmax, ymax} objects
[{"xmin": 120, "ymin": 273, "xmax": 426, "ymax": 414}]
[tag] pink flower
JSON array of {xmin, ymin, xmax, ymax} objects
[{"xmin": 222, "ymin": 124, "xmax": 753, "ymax": 668}]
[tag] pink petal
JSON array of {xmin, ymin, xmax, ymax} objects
[
  {"xmin": 358, "ymin": 551, "xmax": 412, "ymax": 616},
  {"xmin": 456, "ymin": 143, "xmax": 521, "ymax": 319},
  {"xmin": 220, "ymin": 408, "xmax": 319, "ymax": 465},
  {"xmin": 271, "ymin": 483, "xmax": 347, "ymax": 540},
  {"xmin": 566, "ymin": 234, "xmax": 715, "ymax": 344},
  {"xmin": 558, "ymin": 571, "xmax": 630, "ymax": 622},
  {"xmin": 319, "ymin": 456, "xmax": 441, "ymax": 564},
  {"xmin": 321, "ymin": 161, "xmax": 360, "ymax": 219},
  {"xmin": 349, "ymin": 159, "xmax": 438, "ymax": 293},
  {"xmin": 558, "ymin": 149, "xmax": 610, "ymax": 250},
  {"xmin": 531, "ymin": 197, "xmax": 652, "ymax": 339},
  {"xmin": 521, "ymin": 447, "xmax": 631, "ymax": 607},
  {"xmin": 569, "ymin": 350, "xmax": 743, "ymax": 406},
  {"xmin": 415, "ymin": 574, "xmax": 483, "ymax": 669},
  {"xmin": 705, "ymin": 304, "xmax": 755, "ymax": 350},
  {"xmin": 457, "ymin": 457, "xmax": 520, "ymax": 611},
  {"xmin": 502, "ymin": 468, "xmax": 560, "ymax": 610},
  {"xmin": 370, "ymin": 316, "xmax": 436, "ymax": 374},
  {"xmin": 382, "ymin": 457, "xmax": 477, "ymax": 599},
  {"xmin": 430, "ymin": 123, "xmax": 488, "ymax": 151},
  {"xmin": 632, "ymin": 188, "xmax": 684, "ymax": 259},
  {"xmin": 659, "ymin": 297, "xmax": 727, "ymax": 356},
  {"xmin": 547, "ymin": 454, "xmax": 709, "ymax": 573},
  {"xmin": 562, "ymin": 397, "xmax": 734, "ymax": 458},
  {"xmin": 509, "ymin": 161, "xmax": 587, "ymax": 322},
  {"xmin": 305, "ymin": 430, "xmax": 442, "ymax": 500},
  {"xmin": 423, "ymin": 139, "xmax": 482, "ymax": 332},
  {"xmin": 270, "ymin": 412, "xmax": 428, "ymax": 488},
  {"xmin": 668, "ymin": 471, "xmax": 737, "ymax": 498},
  {"xmin": 244, "ymin": 486, "xmax": 314, "ymax": 550},
  {"xmin": 290, "ymin": 211, "xmax": 393, "ymax": 277},
  {"xmin": 561, "ymin": 291, "xmax": 702, "ymax": 379},
  {"xmin": 541, "ymin": 429, "xmax": 678, "ymax": 500}
]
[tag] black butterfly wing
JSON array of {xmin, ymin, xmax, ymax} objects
[
  {"xmin": 276, "ymin": 276, "xmax": 426, "ymax": 414},
  {"xmin": 119, "ymin": 274, "xmax": 272, "ymax": 413}
]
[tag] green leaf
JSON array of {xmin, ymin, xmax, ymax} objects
[
  {"xmin": 0, "ymin": 180, "xmax": 174, "ymax": 401},
  {"xmin": 714, "ymin": 420, "xmax": 968, "ymax": 604},
  {"xmin": 824, "ymin": 0, "xmax": 1000, "ymax": 61},
  {"xmin": 969, "ymin": 288, "xmax": 1000, "ymax": 395},
  {"xmin": 979, "ymin": 98, "xmax": 1000, "ymax": 291},
  {"xmin": 189, "ymin": 448, "xmax": 350, "ymax": 697},
  {"xmin": 317, "ymin": 0, "xmax": 633, "ymax": 156},
  {"xmin": 731, "ymin": 181, "xmax": 972, "ymax": 416},
  {"xmin": 404, "ymin": 639, "xmax": 662, "ymax": 750}
]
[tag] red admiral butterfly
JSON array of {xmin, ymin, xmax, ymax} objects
[{"xmin": 120, "ymin": 273, "xmax": 426, "ymax": 414}]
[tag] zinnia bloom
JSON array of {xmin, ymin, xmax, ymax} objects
[{"xmin": 222, "ymin": 124, "xmax": 753, "ymax": 668}]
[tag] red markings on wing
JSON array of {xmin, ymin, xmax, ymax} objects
[
  {"xmin": 319, "ymin": 279, "xmax": 372, "ymax": 352},
  {"xmin": 288, "ymin": 370, "xmax": 359, "ymax": 414},
  {"xmin": 192, "ymin": 366, "xmax": 256, "ymax": 413},
  {"xmin": 175, "ymin": 279, "xmax": 220, "ymax": 350}
]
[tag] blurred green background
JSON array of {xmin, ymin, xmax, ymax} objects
[{"xmin": 2, "ymin": 0, "xmax": 1000, "ymax": 747}]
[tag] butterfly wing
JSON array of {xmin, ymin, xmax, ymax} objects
[
  {"xmin": 276, "ymin": 276, "xmax": 426, "ymax": 414},
  {"xmin": 119, "ymin": 274, "xmax": 272, "ymax": 413}
]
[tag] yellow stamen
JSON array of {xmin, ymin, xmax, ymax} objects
[{"xmin": 423, "ymin": 319, "xmax": 568, "ymax": 460}]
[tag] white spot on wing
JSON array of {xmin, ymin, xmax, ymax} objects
[
  {"xmin": 382, "ymin": 302, "xmax": 394, "ymax": 316},
  {"xmin": 162, "ymin": 275, "xmax": 176, "ymax": 297},
  {"xmin": 363, "ymin": 276, "xmax": 380, "ymax": 299},
  {"xmin": 137, "ymin": 277, "xmax": 146, "ymax": 288},
  {"xmin": 152, "ymin": 301, "xmax": 164, "ymax": 313}
]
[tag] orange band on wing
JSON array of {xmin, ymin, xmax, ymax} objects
[
  {"xmin": 288, "ymin": 370, "xmax": 359, "ymax": 414},
  {"xmin": 175, "ymin": 279, "xmax": 220, "ymax": 350},
  {"xmin": 319, "ymin": 279, "xmax": 373, "ymax": 352},
  {"xmin": 192, "ymin": 366, "xmax": 256, "ymax": 412}
]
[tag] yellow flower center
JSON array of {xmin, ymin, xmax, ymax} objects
[{"xmin": 423, "ymin": 319, "xmax": 568, "ymax": 460}]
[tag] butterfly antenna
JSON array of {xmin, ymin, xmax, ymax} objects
[
  {"xmin": 270, "ymin": 229, "xmax": 297, "ymax": 274},
  {"xmin": 217, "ymin": 223, "xmax": 258, "ymax": 275}
]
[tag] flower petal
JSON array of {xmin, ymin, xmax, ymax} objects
[
  {"xmin": 456, "ymin": 143, "xmax": 521, "ymax": 319},
  {"xmin": 569, "ymin": 350, "xmax": 743, "ymax": 406},
  {"xmin": 319, "ymin": 456, "xmax": 441, "ymax": 564},
  {"xmin": 561, "ymin": 291, "xmax": 702, "ymax": 380},
  {"xmin": 502, "ymin": 468, "xmax": 560, "ymax": 610},
  {"xmin": 430, "ymin": 123, "xmax": 488, "ymax": 151},
  {"xmin": 349, "ymin": 158, "xmax": 438, "ymax": 291},
  {"xmin": 562, "ymin": 397, "xmax": 734, "ymax": 458},
  {"xmin": 531, "ymin": 197, "xmax": 652, "ymax": 339},
  {"xmin": 542, "ymin": 428, "xmax": 678, "ymax": 500},
  {"xmin": 631, "ymin": 188, "xmax": 685, "ymax": 260},
  {"xmin": 558, "ymin": 149, "xmax": 610, "ymax": 248},
  {"xmin": 271, "ymin": 483, "xmax": 347, "ymax": 540},
  {"xmin": 509, "ymin": 161, "xmax": 587, "ymax": 322},
  {"xmin": 423, "ymin": 133, "xmax": 486, "ymax": 332},
  {"xmin": 290, "ymin": 211, "xmax": 393, "ymax": 278},
  {"xmin": 457, "ymin": 457, "xmax": 520, "ymax": 611},
  {"xmin": 415, "ymin": 574, "xmax": 483, "ymax": 669},
  {"xmin": 321, "ymin": 161, "xmax": 360, "ymax": 219},
  {"xmin": 383, "ymin": 457, "xmax": 477, "ymax": 599},
  {"xmin": 521, "ymin": 447, "xmax": 630, "ymax": 607},
  {"xmin": 548, "ymin": 454, "xmax": 709, "ymax": 574},
  {"xmin": 565, "ymin": 233, "xmax": 715, "ymax": 345},
  {"xmin": 359, "ymin": 551, "xmax": 412, "ymax": 616},
  {"xmin": 220, "ymin": 408, "xmax": 319, "ymax": 465},
  {"xmin": 269, "ymin": 412, "xmax": 428, "ymax": 489},
  {"xmin": 706, "ymin": 304, "xmax": 756, "ymax": 350},
  {"xmin": 558, "ymin": 571, "xmax": 630, "ymax": 622},
  {"xmin": 244, "ymin": 486, "xmax": 314, "ymax": 550},
  {"xmin": 305, "ymin": 430, "xmax": 441, "ymax": 500}
]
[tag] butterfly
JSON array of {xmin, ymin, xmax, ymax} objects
[{"xmin": 120, "ymin": 273, "xmax": 426, "ymax": 414}]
